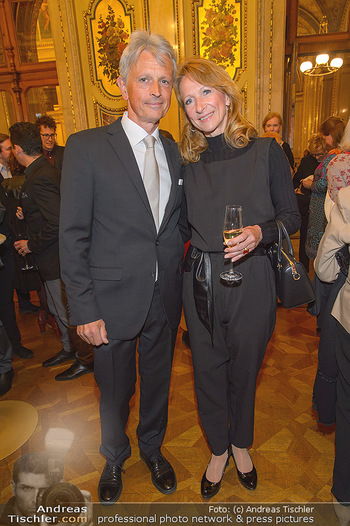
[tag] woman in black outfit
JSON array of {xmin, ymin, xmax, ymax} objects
[
  {"xmin": 175, "ymin": 58, "xmax": 300, "ymax": 499},
  {"xmin": 293, "ymin": 134, "xmax": 326, "ymax": 271}
]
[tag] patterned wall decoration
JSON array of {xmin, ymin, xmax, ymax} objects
[
  {"xmin": 84, "ymin": 0, "xmax": 135, "ymax": 99},
  {"xmin": 92, "ymin": 97, "xmax": 126, "ymax": 126},
  {"xmin": 191, "ymin": 0, "xmax": 243, "ymax": 81}
]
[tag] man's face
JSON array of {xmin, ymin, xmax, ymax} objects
[
  {"xmin": 12, "ymin": 472, "xmax": 49, "ymax": 517},
  {"xmin": 40, "ymin": 126, "xmax": 56, "ymax": 151},
  {"xmin": 0, "ymin": 138, "xmax": 12, "ymax": 167},
  {"xmin": 117, "ymin": 50, "xmax": 173, "ymax": 134}
]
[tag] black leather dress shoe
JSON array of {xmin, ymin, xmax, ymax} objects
[
  {"xmin": 55, "ymin": 361, "xmax": 94, "ymax": 381},
  {"xmin": 0, "ymin": 368, "xmax": 15, "ymax": 396},
  {"xmin": 19, "ymin": 303, "xmax": 40, "ymax": 314},
  {"xmin": 42, "ymin": 349, "xmax": 75, "ymax": 367},
  {"xmin": 140, "ymin": 451, "xmax": 177, "ymax": 494},
  {"xmin": 232, "ymin": 451, "xmax": 257, "ymax": 490},
  {"xmin": 201, "ymin": 456, "xmax": 229, "ymax": 500},
  {"xmin": 98, "ymin": 462, "xmax": 124, "ymax": 504},
  {"xmin": 13, "ymin": 344, "xmax": 33, "ymax": 359}
]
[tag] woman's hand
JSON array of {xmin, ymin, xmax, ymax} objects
[
  {"xmin": 224, "ymin": 225, "xmax": 262, "ymax": 262},
  {"xmin": 16, "ymin": 206, "xmax": 24, "ymax": 220}
]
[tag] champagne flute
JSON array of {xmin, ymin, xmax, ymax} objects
[
  {"xmin": 15, "ymin": 233, "xmax": 37, "ymax": 271},
  {"xmin": 220, "ymin": 204, "xmax": 243, "ymax": 283}
]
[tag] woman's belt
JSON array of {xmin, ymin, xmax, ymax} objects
[{"xmin": 184, "ymin": 245, "xmax": 267, "ymax": 343}]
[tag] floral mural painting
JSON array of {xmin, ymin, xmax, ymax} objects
[
  {"xmin": 198, "ymin": 0, "xmax": 241, "ymax": 79},
  {"xmin": 96, "ymin": 5, "xmax": 129, "ymax": 85},
  {"xmin": 87, "ymin": 0, "xmax": 133, "ymax": 98}
]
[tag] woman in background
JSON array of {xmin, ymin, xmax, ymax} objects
[
  {"xmin": 293, "ymin": 134, "xmax": 326, "ymax": 272},
  {"xmin": 310, "ymin": 118, "xmax": 348, "ymax": 428},
  {"xmin": 262, "ymin": 112, "xmax": 294, "ymax": 170},
  {"xmin": 175, "ymin": 58, "xmax": 300, "ymax": 499},
  {"xmin": 305, "ymin": 116, "xmax": 345, "ymax": 261}
]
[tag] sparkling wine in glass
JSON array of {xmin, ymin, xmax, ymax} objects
[
  {"xmin": 220, "ymin": 204, "xmax": 243, "ymax": 284},
  {"xmin": 15, "ymin": 233, "xmax": 37, "ymax": 272}
]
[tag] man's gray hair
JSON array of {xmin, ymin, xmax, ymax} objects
[{"xmin": 119, "ymin": 29, "xmax": 177, "ymax": 84}]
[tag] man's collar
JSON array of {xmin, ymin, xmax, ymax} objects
[
  {"xmin": 121, "ymin": 112, "xmax": 160, "ymax": 147},
  {"xmin": 24, "ymin": 155, "xmax": 46, "ymax": 176}
]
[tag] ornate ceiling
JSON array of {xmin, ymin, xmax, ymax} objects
[{"xmin": 298, "ymin": 0, "xmax": 350, "ymax": 35}]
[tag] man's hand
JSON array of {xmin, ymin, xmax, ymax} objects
[
  {"xmin": 77, "ymin": 319, "xmax": 108, "ymax": 346},
  {"xmin": 224, "ymin": 225, "xmax": 263, "ymax": 262},
  {"xmin": 14, "ymin": 239, "xmax": 31, "ymax": 256}
]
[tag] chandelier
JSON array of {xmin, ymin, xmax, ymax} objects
[{"xmin": 300, "ymin": 54, "xmax": 343, "ymax": 76}]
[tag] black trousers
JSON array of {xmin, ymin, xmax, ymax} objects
[
  {"xmin": 0, "ymin": 321, "xmax": 13, "ymax": 374},
  {"xmin": 183, "ymin": 253, "xmax": 276, "ymax": 455},
  {"xmin": 94, "ymin": 283, "xmax": 177, "ymax": 466},
  {"xmin": 312, "ymin": 273, "xmax": 346, "ymax": 425},
  {"xmin": 0, "ymin": 244, "xmax": 21, "ymax": 348},
  {"xmin": 296, "ymin": 194, "xmax": 310, "ymax": 272},
  {"xmin": 332, "ymin": 321, "xmax": 350, "ymax": 503}
]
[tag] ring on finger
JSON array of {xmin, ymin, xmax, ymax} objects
[{"xmin": 243, "ymin": 247, "xmax": 249, "ymax": 255}]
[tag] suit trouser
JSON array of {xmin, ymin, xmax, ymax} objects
[
  {"xmin": 44, "ymin": 279, "xmax": 93, "ymax": 363},
  {"xmin": 183, "ymin": 253, "xmax": 276, "ymax": 455},
  {"xmin": 0, "ymin": 245, "xmax": 21, "ymax": 348},
  {"xmin": 0, "ymin": 321, "xmax": 13, "ymax": 374},
  {"xmin": 332, "ymin": 320, "xmax": 350, "ymax": 503},
  {"xmin": 94, "ymin": 283, "xmax": 177, "ymax": 465}
]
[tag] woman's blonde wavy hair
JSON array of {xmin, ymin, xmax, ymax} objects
[{"xmin": 174, "ymin": 57, "xmax": 258, "ymax": 164}]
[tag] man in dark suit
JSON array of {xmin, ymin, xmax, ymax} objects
[
  {"xmin": 10, "ymin": 122, "xmax": 93, "ymax": 381},
  {"xmin": 59, "ymin": 30, "xmax": 187, "ymax": 503},
  {"xmin": 35, "ymin": 115, "xmax": 65, "ymax": 170},
  {"xmin": 0, "ymin": 168, "xmax": 33, "ymax": 360}
]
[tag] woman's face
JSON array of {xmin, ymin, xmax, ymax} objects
[
  {"xmin": 323, "ymin": 134, "xmax": 334, "ymax": 147},
  {"xmin": 310, "ymin": 146, "xmax": 325, "ymax": 162},
  {"xmin": 264, "ymin": 116, "xmax": 282, "ymax": 134},
  {"xmin": 179, "ymin": 76, "xmax": 230, "ymax": 137}
]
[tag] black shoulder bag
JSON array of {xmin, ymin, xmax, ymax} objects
[{"xmin": 268, "ymin": 219, "xmax": 315, "ymax": 308}]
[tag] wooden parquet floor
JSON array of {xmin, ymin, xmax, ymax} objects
[{"xmin": 0, "ymin": 297, "xmax": 337, "ymax": 507}]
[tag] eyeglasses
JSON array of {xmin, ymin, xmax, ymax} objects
[{"xmin": 40, "ymin": 133, "xmax": 56, "ymax": 140}]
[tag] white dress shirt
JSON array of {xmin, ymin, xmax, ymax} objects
[
  {"xmin": 0, "ymin": 163, "xmax": 11, "ymax": 180},
  {"xmin": 121, "ymin": 112, "xmax": 172, "ymax": 227}
]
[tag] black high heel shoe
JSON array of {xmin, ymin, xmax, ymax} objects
[
  {"xmin": 201, "ymin": 454, "xmax": 229, "ymax": 500},
  {"xmin": 231, "ymin": 447, "xmax": 257, "ymax": 490}
]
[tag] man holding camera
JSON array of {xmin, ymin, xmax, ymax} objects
[{"xmin": 0, "ymin": 453, "xmax": 49, "ymax": 523}]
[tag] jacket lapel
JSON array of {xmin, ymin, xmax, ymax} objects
[
  {"xmin": 159, "ymin": 136, "xmax": 180, "ymax": 234},
  {"xmin": 106, "ymin": 119, "xmax": 180, "ymax": 235},
  {"xmin": 106, "ymin": 119, "xmax": 153, "ymax": 220}
]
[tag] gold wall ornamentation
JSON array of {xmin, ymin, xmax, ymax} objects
[
  {"xmin": 191, "ymin": 0, "xmax": 244, "ymax": 81},
  {"xmin": 175, "ymin": 0, "xmax": 182, "ymax": 62},
  {"xmin": 234, "ymin": 0, "xmax": 247, "ymax": 82},
  {"xmin": 57, "ymin": 0, "xmax": 76, "ymax": 130},
  {"xmin": 93, "ymin": 97, "xmax": 126, "ymax": 126},
  {"xmin": 241, "ymin": 81, "xmax": 247, "ymax": 117},
  {"xmin": 143, "ymin": 0, "xmax": 150, "ymax": 30},
  {"xmin": 268, "ymin": 0, "xmax": 273, "ymax": 110},
  {"xmin": 84, "ymin": 0, "xmax": 135, "ymax": 100}
]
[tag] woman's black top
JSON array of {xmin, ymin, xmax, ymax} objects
[{"xmin": 183, "ymin": 135, "xmax": 300, "ymax": 253}]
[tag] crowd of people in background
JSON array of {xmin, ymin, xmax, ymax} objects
[{"xmin": 0, "ymin": 28, "xmax": 349, "ymax": 523}]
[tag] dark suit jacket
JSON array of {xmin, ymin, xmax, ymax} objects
[
  {"xmin": 20, "ymin": 156, "xmax": 61, "ymax": 281},
  {"xmin": 54, "ymin": 145, "xmax": 65, "ymax": 170},
  {"xmin": 59, "ymin": 118, "xmax": 187, "ymax": 340}
]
